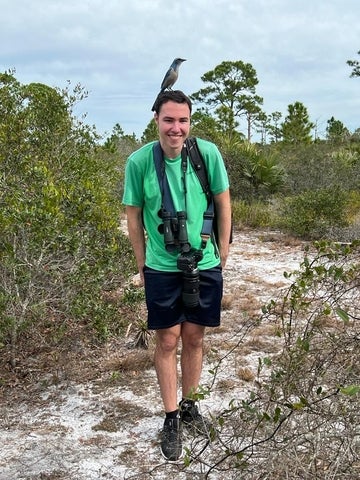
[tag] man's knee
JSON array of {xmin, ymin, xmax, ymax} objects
[
  {"xmin": 156, "ymin": 328, "xmax": 180, "ymax": 353},
  {"xmin": 181, "ymin": 323, "xmax": 205, "ymax": 349}
]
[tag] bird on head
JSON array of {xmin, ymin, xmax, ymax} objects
[
  {"xmin": 160, "ymin": 57, "xmax": 186, "ymax": 92},
  {"xmin": 151, "ymin": 58, "xmax": 186, "ymax": 111}
]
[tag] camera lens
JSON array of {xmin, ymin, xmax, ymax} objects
[{"xmin": 182, "ymin": 268, "xmax": 200, "ymax": 308}]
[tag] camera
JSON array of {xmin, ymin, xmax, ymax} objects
[
  {"xmin": 159, "ymin": 209, "xmax": 203, "ymax": 307},
  {"xmin": 177, "ymin": 249, "xmax": 203, "ymax": 308}
]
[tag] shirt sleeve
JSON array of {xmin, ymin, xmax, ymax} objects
[{"xmin": 122, "ymin": 156, "xmax": 144, "ymax": 207}]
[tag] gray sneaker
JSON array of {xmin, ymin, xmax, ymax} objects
[
  {"xmin": 179, "ymin": 400, "xmax": 212, "ymax": 436},
  {"xmin": 160, "ymin": 417, "xmax": 183, "ymax": 461}
]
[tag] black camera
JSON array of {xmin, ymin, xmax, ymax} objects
[
  {"xmin": 177, "ymin": 249, "xmax": 203, "ymax": 308},
  {"xmin": 159, "ymin": 209, "xmax": 202, "ymax": 307}
]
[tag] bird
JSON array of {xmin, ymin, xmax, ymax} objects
[
  {"xmin": 151, "ymin": 58, "xmax": 186, "ymax": 111},
  {"xmin": 159, "ymin": 57, "xmax": 186, "ymax": 92}
]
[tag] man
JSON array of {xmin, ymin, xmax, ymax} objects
[{"xmin": 122, "ymin": 90, "xmax": 231, "ymax": 461}]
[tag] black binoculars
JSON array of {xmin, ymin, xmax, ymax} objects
[{"xmin": 160, "ymin": 210, "xmax": 191, "ymax": 253}]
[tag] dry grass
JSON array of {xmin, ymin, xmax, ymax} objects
[
  {"xmin": 237, "ymin": 366, "xmax": 256, "ymax": 382},
  {"xmin": 251, "ymin": 324, "xmax": 279, "ymax": 337},
  {"xmin": 258, "ymin": 231, "xmax": 304, "ymax": 247},
  {"xmin": 221, "ymin": 294, "xmax": 235, "ymax": 310},
  {"xmin": 92, "ymin": 397, "xmax": 153, "ymax": 434}
]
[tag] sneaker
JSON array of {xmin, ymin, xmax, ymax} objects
[
  {"xmin": 179, "ymin": 400, "xmax": 212, "ymax": 436},
  {"xmin": 160, "ymin": 417, "xmax": 183, "ymax": 461}
]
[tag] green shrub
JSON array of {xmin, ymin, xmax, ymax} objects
[
  {"xmin": 345, "ymin": 190, "xmax": 360, "ymax": 223},
  {"xmin": 279, "ymin": 187, "xmax": 348, "ymax": 239},
  {"xmin": 231, "ymin": 199, "xmax": 274, "ymax": 228},
  {"xmin": 0, "ymin": 72, "xmax": 136, "ymax": 364}
]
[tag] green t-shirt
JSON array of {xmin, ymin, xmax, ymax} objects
[{"xmin": 122, "ymin": 138, "xmax": 229, "ymax": 272}]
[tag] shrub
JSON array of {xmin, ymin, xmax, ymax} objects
[
  {"xmin": 231, "ymin": 199, "xmax": 274, "ymax": 228},
  {"xmin": 345, "ymin": 190, "xmax": 360, "ymax": 223},
  {"xmin": 279, "ymin": 187, "xmax": 348, "ymax": 239},
  {"xmin": 184, "ymin": 241, "xmax": 360, "ymax": 479},
  {"xmin": 0, "ymin": 72, "xmax": 136, "ymax": 365}
]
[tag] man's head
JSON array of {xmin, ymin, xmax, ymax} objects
[
  {"xmin": 152, "ymin": 90, "xmax": 192, "ymax": 115},
  {"xmin": 153, "ymin": 90, "xmax": 192, "ymax": 159}
]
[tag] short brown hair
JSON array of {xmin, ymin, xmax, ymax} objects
[{"xmin": 152, "ymin": 90, "xmax": 192, "ymax": 114}]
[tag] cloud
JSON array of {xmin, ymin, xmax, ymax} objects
[{"xmin": 0, "ymin": 0, "xmax": 359, "ymax": 138}]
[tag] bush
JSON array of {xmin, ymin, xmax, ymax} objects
[
  {"xmin": 0, "ymin": 72, "xmax": 136, "ymax": 365},
  {"xmin": 231, "ymin": 199, "xmax": 274, "ymax": 228},
  {"xmin": 277, "ymin": 143, "xmax": 360, "ymax": 195},
  {"xmin": 184, "ymin": 241, "xmax": 360, "ymax": 479},
  {"xmin": 279, "ymin": 187, "xmax": 348, "ymax": 239},
  {"xmin": 345, "ymin": 190, "xmax": 360, "ymax": 224},
  {"xmin": 225, "ymin": 142, "xmax": 285, "ymax": 202}
]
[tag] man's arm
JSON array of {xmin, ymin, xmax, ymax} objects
[
  {"xmin": 213, "ymin": 188, "xmax": 231, "ymax": 268},
  {"xmin": 125, "ymin": 205, "xmax": 146, "ymax": 284}
]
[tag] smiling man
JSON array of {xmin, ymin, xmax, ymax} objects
[{"xmin": 122, "ymin": 90, "xmax": 231, "ymax": 461}]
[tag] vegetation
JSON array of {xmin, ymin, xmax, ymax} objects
[
  {"xmin": 347, "ymin": 49, "xmax": 360, "ymax": 77},
  {"xmin": 0, "ymin": 53, "xmax": 359, "ymax": 478},
  {"xmin": 0, "ymin": 71, "xmax": 136, "ymax": 365},
  {"xmin": 190, "ymin": 60, "xmax": 263, "ymax": 142},
  {"xmin": 281, "ymin": 101, "xmax": 314, "ymax": 144},
  {"xmin": 1, "ymin": 56, "xmax": 359, "ymax": 358},
  {"xmin": 184, "ymin": 241, "xmax": 360, "ymax": 479}
]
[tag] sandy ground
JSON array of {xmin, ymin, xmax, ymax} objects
[{"xmin": 0, "ymin": 229, "xmax": 306, "ymax": 480}]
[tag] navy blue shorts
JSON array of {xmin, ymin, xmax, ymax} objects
[{"xmin": 143, "ymin": 266, "xmax": 223, "ymax": 330}]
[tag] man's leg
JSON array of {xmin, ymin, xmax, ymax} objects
[
  {"xmin": 154, "ymin": 325, "xmax": 181, "ymax": 413},
  {"xmin": 155, "ymin": 325, "xmax": 183, "ymax": 461},
  {"xmin": 180, "ymin": 321, "xmax": 205, "ymax": 399},
  {"xmin": 179, "ymin": 322, "xmax": 212, "ymax": 435}
]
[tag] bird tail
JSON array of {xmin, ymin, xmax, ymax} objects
[{"xmin": 151, "ymin": 91, "xmax": 162, "ymax": 111}]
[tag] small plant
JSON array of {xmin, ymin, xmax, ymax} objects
[
  {"xmin": 122, "ymin": 285, "xmax": 145, "ymax": 305},
  {"xmin": 131, "ymin": 318, "xmax": 152, "ymax": 349}
]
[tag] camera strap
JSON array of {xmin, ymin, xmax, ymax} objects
[
  {"xmin": 184, "ymin": 138, "xmax": 215, "ymax": 248},
  {"xmin": 153, "ymin": 139, "xmax": 215, "ymax": 249},
  {"xmin": 153, "ymin": 141, "xmax": 176, "ymax": 216}
]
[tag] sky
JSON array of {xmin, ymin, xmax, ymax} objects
[{"xmin": 1, "ymin": 0, "xmax": 359, "ymax": 141}]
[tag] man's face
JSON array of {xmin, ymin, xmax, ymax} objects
[{"xmin": 154, "ymin": 101, "xmax": 191, "ymax": 158}]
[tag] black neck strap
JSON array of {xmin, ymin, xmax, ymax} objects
[{"xmin": 153, "ymin": 141, "xmax": 214, "ymax": 249}]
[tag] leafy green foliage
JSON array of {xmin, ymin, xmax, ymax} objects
[
  {"xmin": 222, "ymin": 141, "xmax": 285, "ymax": 201},
  {"xmin": 241, "ymin": 145, "xmax": 285, "ymax": 197},
  {"xmin": 187, "ymin": 241, "xmax": 359, "ymax": 478},
  {"xmin": 279, "ymin": 187, "xmax": 348, "ymax": 239},
  {"xmin": 0, "ymin": 72, "xmax": 135, "ymax": 363}
]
